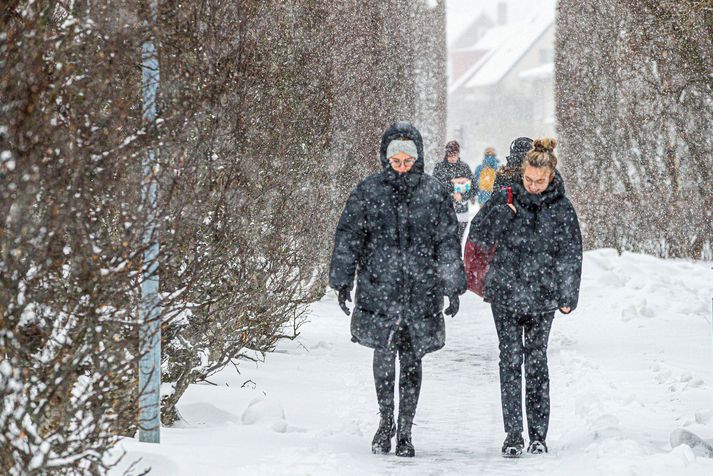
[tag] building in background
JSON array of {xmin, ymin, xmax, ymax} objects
[
  {"xmin": 448, "ymin": 8, "xmax": 495, "ymax": 82},
  {"xmin": 447, "ymin": 4, "xmax": 554, "ymax": 167}
]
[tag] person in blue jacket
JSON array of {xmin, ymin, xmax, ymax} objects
[{"xmin": 473, "ymin": 146, "xmax": 500, "ymax": 206}]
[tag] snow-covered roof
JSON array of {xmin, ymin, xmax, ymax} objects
[
  {"xmin": 448, "ymin": 47, "xmax": 499, "ymax": 94},
  {"xmin": 464, "ymin": 9, "xmax": 553, "ymax": 88},
  {"xmin": 470, "ymin": 25, "xmax": 511, "ymax": 51},
  {"xmin": 447, "ymin": 26, "xmax": 512, "ymax": 93},
  {"xmin": 449, "ymin": 9, "xmax": 553, "ymax": 94},
  {"xmin": 519, "ymin": 62, "xmax": 554, "ymax": 81}
]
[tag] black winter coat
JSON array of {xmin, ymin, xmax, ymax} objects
[
  {"xmin": 329, "ymin": 122, "xmax": 467, "ymax": 358},
  {"xmin": 467, "ymin": 172, "xmax": 582, "ymax": 314},
  {"xmin": 492, "ymin": 167, "xmax": 518, "ymax": 192},
  {"xmin": 432, "ymin": 160, "xmax": 475, "ymax": 215}
]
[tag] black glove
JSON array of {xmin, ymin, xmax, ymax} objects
[
  {"xmin": 444, "ymin": 294, "xmax": 459, "ymax": 317},
  {"xmin": 337, "ymin": 287, "xmax": 351, "ymax": 316}
]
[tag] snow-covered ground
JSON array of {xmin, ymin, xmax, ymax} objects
[{"xmin": 111, "ymin": 250, "xmax": 713, "ymax": 475}]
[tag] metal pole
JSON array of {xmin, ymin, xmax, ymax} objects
[{"xmin": 139, "ymin": 0, "xmax": 161, "ymax": 444}]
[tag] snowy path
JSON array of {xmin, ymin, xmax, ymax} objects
[{"xmin": 112, "ymin": 250, "xmax": 713, "ymax": 475}]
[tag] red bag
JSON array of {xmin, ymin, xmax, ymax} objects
[{"xmin": 464, "ymin": 187, "xmax": 512, "ymax": 297}]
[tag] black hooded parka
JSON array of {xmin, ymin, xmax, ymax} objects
[
  {"xmin": 432, "ymin": 159, "xmax": 475, "ymax": 215},
  {"xmin": 468, "ymin": 172, "xmax": 583, "ymax": 314},
  {"xmin": 329, "ymin": 122, "xmax": 467, "ymax": 358}
]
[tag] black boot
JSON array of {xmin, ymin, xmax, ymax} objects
[
  {"xmin": 527, "ymin": 440, "xmax": 548, "ymax": 454},
  {"xmin": 395, "ymin": 419, "xmax": 415, "ymax": 457},
  {"xmin": 501, "ymin": 432, "xmax": 524, "ymax": 458},
  {"xmin": 371, "ymin": 413, "xmax": 396, "ymax": 454}
]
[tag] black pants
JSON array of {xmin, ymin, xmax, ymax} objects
[
  {"xmin": 491, "ymin": 304, "xmax": 554, "ymax": 441},
  {"xmin": 373, "ymin": 324, "xmax": 422, "ymax": 430}
]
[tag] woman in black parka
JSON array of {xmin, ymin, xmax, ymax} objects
[
  {"xmin": 432, "ymin": 140, "xmax": 475, "ymax": 243},
  {"xmin": 468, "ymin": 138, "xmax": 582, "ymax": 458},
  {"xmin": 329, "ymin": 121, "xmax": 466, "ymax": 458}
]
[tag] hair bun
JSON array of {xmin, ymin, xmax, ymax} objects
[{"xmin": 532, "ymin": 138, "xmax": 557, "ymax": 154}]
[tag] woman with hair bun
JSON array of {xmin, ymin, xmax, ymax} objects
[{"xmin": 467, "ymin": 137, "xmax": 583, "ymax": 458}]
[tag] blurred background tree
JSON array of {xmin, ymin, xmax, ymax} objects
[
  {"xmin": 0, "ymin": 0, "xmax": 447, "ymax": 472},
  {"xmin": 556, "ymin": 0, "xmax": 712, "ymax": 259}
]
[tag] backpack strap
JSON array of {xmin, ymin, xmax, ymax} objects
[{"xmin": 507, "ymin": 187, "xmax": 512, "ymax": 205}]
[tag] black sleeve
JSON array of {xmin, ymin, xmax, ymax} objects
[
  {"xmin": 434, "ymin": 191, "xmax": 467, "ymax": 296},
  {"xmin": 461, "ymin": 164, "xmax": 476, "ymax": 201},
  {"xmin": 466, "ymin": 189, "xmax": 515, "ymax": 248},
  {"xmin": 328, "ymin": 187, "xmax": 367, "ymax": 291},
  {"xmin": 555, "ymin": 201, "xmax": 583, "ymax": 311},
  {"xmin": 432, "ymin": 163, "xmax": 454, "ymax": 194}
]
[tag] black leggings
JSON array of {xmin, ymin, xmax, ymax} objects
[
  {"xmin": 373, "ymin": 325, "xmax": 422, "ymax": 429},
  {"xmin": 492, "ymin": 304, "xmax": 554, "ymax": 441}
]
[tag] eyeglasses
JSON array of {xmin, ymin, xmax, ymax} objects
[
  {"xmin": 524, "ymin": 175, "xmax": 550, "ymax": 187},
  {"xmin": 389, "ymin": 157, "xmax": 416, "ymax": 167}
]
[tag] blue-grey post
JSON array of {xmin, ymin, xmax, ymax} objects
[{"xmin": 139, "ymin": 0, "xmax": 161, "ymax": 444}]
